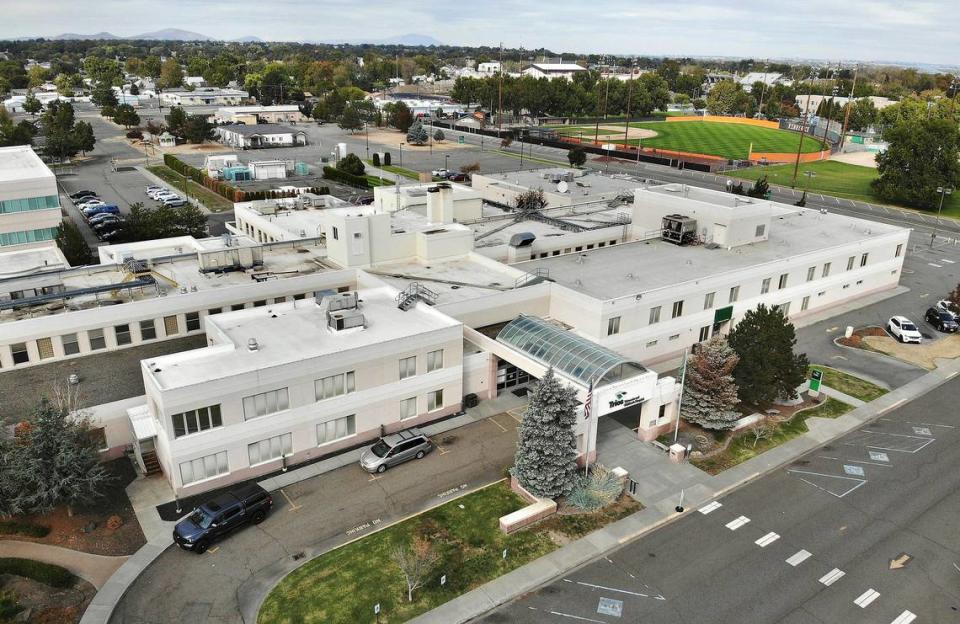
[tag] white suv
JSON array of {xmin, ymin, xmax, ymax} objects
[{"xmin": 887, "ymin": 316, "xmax": 923, "ymax": 343}]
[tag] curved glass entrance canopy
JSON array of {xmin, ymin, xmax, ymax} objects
[{"xmin": 496, "ymin": 315, "xmax": 648, "ymax": 387}]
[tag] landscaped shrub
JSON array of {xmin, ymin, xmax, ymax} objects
[
  {"xmin": 0, "ymin": 591, "xmax": 20, "ymax": 620},
  {"xmin": 0, "ymin": 558, "xmax": 75, "ymax": 588},
  {"xmin": 566, "ymin": 465, "xmax": 623, "ymax": 512},
  {"xmin": 372, "ymin": 153, "xmax": 381, "ymax": 167},
  {"xmin": 384, "ymin": 151, "xmax": 392, "ymax": 166},
  {"xmin": 126, "ymin": 128, "xmax": 144, "ymax": 139},
  {"xmin": 323, "ymin": 166, "xmax": 369, "ymax": 188},
  {"xmin": 0, "ymin": 520, "xmax": 51, "ymax": 538}
]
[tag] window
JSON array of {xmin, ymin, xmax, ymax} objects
[
  {"xmin": 163, "ymin": 315, "xmax": 179, "ymax": 336},
  {"xmin": 242, "ymin": 388, "xmax": 290, "ymax": 420},
  {"xmin": 114, "ymin": 324, "xmax": 132, "ymax": 346},
  {"xmin": 88, "ymin": 328, "xmax": 106, "ymax": 351},
  {"xmin": 248, "ymin": 433, "xmax": 292, "ymax": 466},
  {"xmin": 847, "ymin": 256, "xmax": 855, "ymax": 271},
  {"xmin": 317, "ymin": 414, "xmax": 356, "ymax": 445},
  {"xmin": 755, "ymin": 224, "xmax": 766, "ymax": 237},
  {"xmin": 273, "ymin": 296, "xmax": 286, "ymax": 303},
  {"xmin": 208, "ymin": 307, "xmax": 222, "ymax": 316},
  {"xmin": 332, "ymin": 226, "xmax": 339, "ymax": 240},
  {"xmin": 253, "ymin": 300, "xmax": 266, "ymax": 307},
  {"xmin": 293, "ymin": 293, "xmax": 306, "ymax": 301},
  {"xmin": 62, "ymin": 333, "xmax": 80, "ymax": 355},
  {"xmin": 646, "ymin": 340, "xmax": 658, "ymax": 347},
  {"xmin": 658, "ymin": 404, "xmax": 667, "ymax": 420},
  {"xmin": 315, "ymin": 371, "xmax": 355, "ymax": 400},
  {"xmin": 426, "ymin": 349, "xmax": 444, "ymax": 372},
  {"xmin": 399, "ymin": 356, "xmax": 417, "ymax": 380},
  {"xmin": 607, "ymin": 316, "xmax": 621, "ymax": 336},
  {"xmin": 140, "ymin": 319, "xmax": 156, "ymax": 341},
  {"xmin": 37, "ymin": 337, "xmax": 54, "ymax": 360},
  {"xmin": 822, "ymin": 263, "xmax": 831, "ymax": 278},
  {"xmin": 704, "ymin": 292, "xmax": 715, "ymax": 310},
  {"xmin": 801, "ymin": 296, "xmax": 810, "ymax": 311},
  {"xmin": 0, "ymin": 226, "xmax": 58, "ymax": 247},
  {"xmin": 778, "ymin": 273, "xmax": 789, "ymax": 290},
  {"xmin": 807, "ymin": 266, "xmax": 816, "ymax": 282},
  {"xmin": 895, "ymin": 244, "xmax": 903, "ymax": 258},
  {"xmin": 171, "ymin": 405, "xmax": 223, "ymax": 438},
  {"xmin": 649, "ymin": 306, "xmax": 661, "ymax": 324},
  {"xmin": 668, "ymin": 334, "xmax": 680, "ymax": 341},
  {"xmin": 729, "ymin": 286, "xmax": 740, "ymax": 303},
  {"xmin": 860, "ymin": 253, "xmax": 869, "ymax": 267},
  {"xmin": 400, "ymin": 397, "xmax": 418, "ymax": 420},
  {"xmin": 11, "ymin": 343, "xmax": 28, "ymax": 364},
  {"xmin": 428, "ymin": 389, "xmax": 444, "ymax": 411},
  {"xmin": 761, "ymin": 278, "xmax": 771, "ymax": 294},
  {"xmin": 671, "ymin": 300, "xmax": 683, "ymax": 318},
  {"xmin": 185, "ymin": 312, "xmax": 201, "ymax": 331},
  {"xmin": 0, "ymin": 194, "xmax": 58, "ymax": 214},
  {"xmin": 776, "ymin": 302, "xmax": 791, "ymax": 316},
  {"xmin": 698, "ymin": 325, "xmax": 710, "ymax": 342},
  {"xmin": 231, "ymin": 304, "xmax": 245, "ymax": 311},
  {"xmin": 179, "ymin": 451, "xmax": 228, "ymax": 485}
]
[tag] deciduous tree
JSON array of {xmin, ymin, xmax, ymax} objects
[
  {"xmin": 387, "ymin": 101, "xmax": 414, "ymax": 132},
  {"xmin": 873, "ymin": 117, "xmax": 960, "ymax": 209},
  {"xmin": 112, "ymin": 104, "xmax": 140, "ymax": 128},
  {"xmin": 158, "ymin": 58, "xmax": 183, "ymax": 90},
  {"xmin": 391, "ymin": 535, "xmax": 439, "ymax": 603},
  {"xmin": 22, "ymin": 93, "xmax": 41, "ymax": 115},
  {"xmin": 680, "ymin": 336, "xmax": 741, "ymax": 430},
  {"xmin": 567, "ymin": 146, "xmax": 586, "ymax": 168},
  {"xmin": 55, "ymin": 221, "xmax": 93, "ymax": 266}
]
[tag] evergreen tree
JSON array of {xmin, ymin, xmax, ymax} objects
[
  {"xmin": 680, "ymin": 336, "xmax": 741, "ymax": 430},
  {"xmin": 8, "ymin": 400, "xmax": 112, "ymax": 516},
  {"xmin": 746, "ymin": 175, "xmax": 770, "ymax": 199},
  {"xmin": 182, "ymin": 114, "xmax": 214, "ymax": 144},
  {"xmin": 406, "ymin": 120, "xmax": 428, "ymax": 145},
  {"xmin": 336, "ymin": 153, "xmax": 366, "ymax": 176},
  {"xmin": 166, "ymin": 106, "xmax": 188, "ymax": 136},
  {"xmin": 55, "ymin": 222, "xmax": 93, "ymax": 266},
  {"xmin": 433, "ymin": 129, "xmax": 445, "ymax": 142},
  {"xmin": 72, "ymin": 121, "xmax": 96, "ymax": 155},
  {"xmin": 513, "ymin": 368, "xmax": 579, "ymax": 498},
  {"xmin": 90, "ymin": 82, "xmax": 117, "ymax": 108},
  {"xmin": 338, "ymin": 105, "xmax": 364, "ymax": 133},
  {"xmin": 23, "ymin": 93, "xmax": 41, "ymax": 115},
  {"xmin": 567, "ymin": 146, "xmax": 587, "ymax": 167},
  {"xmin": 728, "ymin": 304, "xmax": 809, "ymax": 406}
]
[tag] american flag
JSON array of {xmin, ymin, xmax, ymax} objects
[{"xmin": 583, "ymin": 381, "xmax": 593, "ymax": 420}]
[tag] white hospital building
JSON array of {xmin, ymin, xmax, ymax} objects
[{"xmin": 0, "ymin": 146, "xmax": 62, "ymax": 250}]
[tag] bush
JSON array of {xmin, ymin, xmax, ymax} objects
[
  {"xmin": 336, "ymin": 153, "xmax": 366, "ymax": 177},
  {"xmin": 566, "ymin": 465, "xmax": 623, "ymax": 512},
  {"xmin": 384, "ymin": 151, "xmax": 392, "ymax": 166},
  {"xmin": 0, "ymin": 520, "xmax": 51, "ymax": 538},
  {"xmin": 323, "ymin": 165, "xmax": 369, "ymax": 188},
  {"xmin": 126, "ymin": 128, "xmax": 144, "ymax": 140},
  {"xmin": 0, "ymin": 591, "xmax": 20, "ymax": 620},
  {"xmin": 372, "ymin": 153, "xmax": 380, "ymax": 167},
  {"xmin": 0, "ymin": 558, "xmax": 75, "ymax": 588}
]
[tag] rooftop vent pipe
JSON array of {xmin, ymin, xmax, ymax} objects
[{"xmin": 248, "ymin": 338, "xmax": 259, "ymax": 351}]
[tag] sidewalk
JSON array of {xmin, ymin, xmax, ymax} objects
[
  {"xmin": 407, "ymin": 358, "xmax": 960, "ymax": 624},
  {"xmin": 0, "ymin": 540, "xmax": 128, "ymax": 590}
]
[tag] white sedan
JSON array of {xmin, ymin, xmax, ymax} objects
[{"xmin": 887, "ymin": 316, "xmax": 923, "ymax": 344}]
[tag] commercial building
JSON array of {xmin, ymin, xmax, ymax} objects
[
  {"xmin": 0, "ymin": 146, "xmax": 62, "ymax": 250},
  {"xmin": 159, "ymin": 88, "xmax": 249, "ymax": 107},
  {"xmin": 216, "ymin": 124, "xmax": 308, "ymax": 149},
  {"xmin": 213, "ymin": 105, "xmax": 308, "ymax": 125},
  {"xmin": 373, "ymin": 181, "xmax": 483, "ymax": 221},
  {"xmin": 794, "ymin": 95, "xmax": 896, "ymax": 117},
  {"xmin": 521, "ymin": 63, "xmax": 588, "ymax": 80},
  {"xmin": 470, "ymin": 168, "xmax": 639, "ymax": 209},
  {"xmin": 738, "ymin": 72, "xmax": 787, "ymax": 92}
]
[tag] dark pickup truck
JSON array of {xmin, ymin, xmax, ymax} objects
[{"xmin": 173, "ymin": 483, "xmax": 273, "ymax": 553}]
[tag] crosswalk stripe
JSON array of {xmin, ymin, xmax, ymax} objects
[
  {"xmin": 854, "ymin": 588, "xmax": 880, "ymax": 608},
  {"xmin": 725, "ymin": 516, "xmax": 750, "ymax": 530},
  {"xmin": 819, "ymin": 568, "xmax": 845, "ymax": 586},
  {"xmin": 890, "ymin": 610, "xmax": 917, "ymax": 624},
  {"xmin": 699, "ymin": 501, "xmax": 722, "ymax": 514},
  {"xmin": 786, "ymin": 550, "xmax": 812, "ymax": 566},
  {"xmin": 755, "ymin": 532, "xmax": 780, "ymax": 547}
]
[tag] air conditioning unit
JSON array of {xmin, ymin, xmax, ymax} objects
[{"xmin": 327, "ymin": 308, "xmax": 365, "ymax": 331}]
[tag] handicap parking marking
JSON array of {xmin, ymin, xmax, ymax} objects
[
  {"xmin": 869, "ymin": 451, "xmax": 890, "ymax": 462},
  {"xmin": 911, "ymin": 426, "xmax": 932, "ymax": 436},
  {"xmin": 843, "ymin": 464, "xmax": 866, "ymax": 477},
  {"xmin": 596, "ymin": 597, "xmax": 624, "ymax": 617},
  {"xmin": 787, "ymin": 469, "xmax": 868, "ymax": 498}
]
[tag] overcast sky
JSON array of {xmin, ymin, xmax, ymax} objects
[{"xmin": 4, "ymin": 0, "xmax": 958, "ymax": 67}]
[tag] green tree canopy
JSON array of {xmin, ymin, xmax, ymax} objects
[
  {"xmin": 158, "ymin": 57, "xmax": 183, "ymax": 89},
  {"xmin": 338, "ymin": 105, "xmax": 364, "ymax": 133},
  {"xmin": 182, "ymin": 114, "xmax": 214, "ymax": 144},
  {"xmin": 112, "ymin": 103, "xmax": 141, "ymax": 128},
  {"xmin": 387, "ymin": 101, "xmax": 414, "ymax": 132},
  {"xmin": 680, "ymin": 336, "xmax": 741, "ymax": 430},
  {"xmin": 873, "ymin": 116, "xmax": 960, "ymax": 209},
  {"xmin": 406, "ymin": 119, "xmax": 428, "ymax": 145},
  {"xmin": 55, "ymin": 221, "xmax": 93, "ymax": 266},
  {"xmin": 22, "ymin": 93, "xmax": 41, "ymax": 115},
  {"xmin": 336, "ymin": 153, "xmax": 366, "ymax": 176},
  {"xmin": 728, "ymin": 304, "xmax": 809, "ymax": 407},
  {"xmin": 567, "ymin": 146, "xmax": 587, "ymax": 167}
]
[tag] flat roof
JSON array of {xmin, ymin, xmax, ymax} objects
[
  {"xmin": 477, "ymin": 169, "xmax": 642, "ymax": 199},
  {"xmin": 0, "ymin": 145, "xmax": 55, "ymax": 184},
  {"xmin": 220, "ymin": 124, "xmax": 302, "ymax": 137},
  {"xmin": 517, "ymin": 207, "xmax": 906, "ymax": 300},
  {"xmin": 371, "ymin": 254, "xmax": 529, "ymax": 304},
  {"xmin": 217, "ymin": 105, "xmax": 300, "ymax": 114},
  {"xmin": 471, "ymin": 204, "xmax": 629, "ymax": 249},
  {"xmin": 145, "ymin": 286, "xmax": 461, "ymax": 389},
  {"xmin": 0, "ymin": 246, "xmax": 68, "ymax": 278}
]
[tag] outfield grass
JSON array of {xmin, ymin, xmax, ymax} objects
[
  {"xmin": 620, "ymin": 121, "xmax": 825, "ymax": 160},
  {"xmin": 809, "ymin": 365, "xmax": 888, "ymax": 403},
  {"xmin": 146, "ymin": 165, "xmax": 234, "ymax": 213},
  {"xmin": 730, "ymin": 160, "xmax": 960, "ymax": 219}
]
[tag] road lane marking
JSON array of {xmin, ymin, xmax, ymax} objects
[
  {"xmin": 928, "ymin": 263, "xmax": 943, "ymax": 268},
  {"xmin": 755, "ymin": 532, "xmax": 780, "ymax": 547},
  {"xmin": 854, "ymin": 588, "xmax": 880, "ymax": 608},
  {"xmin": 819, "ymin": 568, "xmax": 845, "ymax": 586},
  {"xmin": 726, "ymin": 516, "xmax": 750, "ymax": 530},
  {"xmin": 699, "ymin": 501, "xmax": 722, "ymax": 514},
  {"xmin": 786, "ymin": 550, "xmax": 812, "ymax": 566},
  {"xmin": 890, "ymin": 611, "xmax": 917, "ymax": 624},
  {"xmin": 941, "ymin": 258, "xmax": 955, "ymax": 263}
]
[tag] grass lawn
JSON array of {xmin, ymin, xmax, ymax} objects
[
  {"xmin": 691, "ymin": 397, "xmax": 854, "ymax": 475},
  {"xmin": 809, "ymin": 365, "xmax": 888, "ymax": 403},
  {"xmin": 364, "ymin": 175, "xmax": 395, "ymax": 187},
  {"xmin": 258, "ymin": 482, "xmax": 638, "ymax": 624},
  {"xmin": 146, "ymin": 165, "xmax": 234, "ymax": 213},
  {"xmin": 729, "ymin": 160, "xmax": 960, "ymax": 219},
  {"xmin": 613, "ymin": 121, "xmax": 825, "ymax": 160}
]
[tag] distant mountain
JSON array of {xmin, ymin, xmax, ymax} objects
[
  {"xmin": 130, "ymin": 29, "xmax": 212, "ymax": 41},
  {"xmin": 376, "ymin": 34, "xmax": 443, "ymax": 46},
  {"xmin": 232, "ymin": 35, "xmax": 263, "ymax": 43},
  {"xmin": 52, "ymin": 31, "xmax": 120, "ymax": 40}
]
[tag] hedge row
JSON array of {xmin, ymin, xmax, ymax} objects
[
  {"xmin": 163, "ymin": 154, "xmax": 329, "ymax": 202},
  {"xmin": 0, "ymin": 558, "xmax": 76, "ymax": 588},
  {"xmin": 323, "ymin": 166, "xmax": 369, "ymax": 188},
  {"xmin": 0, "ymin": 520, "xmax": 51, "ymax": 538}
]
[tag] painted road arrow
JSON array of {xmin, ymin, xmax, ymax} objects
[{"xmin": 889, "ymin": 553, "xmax": 913, "ymax": 570}]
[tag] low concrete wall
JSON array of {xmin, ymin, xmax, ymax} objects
[{"xmin": 500, "ymin": 476, "xmax": 557, "ymax": 534}]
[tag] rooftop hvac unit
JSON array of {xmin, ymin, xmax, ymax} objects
[
  {"xmin": 661, "ymin": 214, "xmax": 698, "ymax": 246},
  {"xmin": 563, "ymin": 172, "xmax": 574, "ymax": 182},
  {"xmin": 509, "ymin": 232, "xmax": 536, "ymax": 247},
  {"xmin": 328, "ymin": 308, "xmax": 365, "ymax": 331},
  {"xmin": 326, "ymin": 291, "xmax": 359, "ymax": 312}
]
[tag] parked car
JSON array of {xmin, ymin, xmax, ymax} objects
[
  {"xmin": 98, "ymin": 229, "xmax": 124, "ymax": 242},
  {"xmin": 887, "ymin": 316, "xmax": 923, "ymax": 343},
  {"xmin": 154, "ymin": 192, "xmax": 180, "ymax": 202},
  {"xmin": 162, "ymin": 198, "xmax": 187, "ymax": 208},
  {"xmin": 148, "ymin": 188, "xmax": 171, "ymax": 200},
  {"xmin": 359, "ymin": 429, "xmax": 433, "ymax": 473},
  {"xmin": 76, "ymin": 198, "xmax": 105, "ymax": 210},
  {"xmin": 448, "ymin": 173, "xmax": 468, "ymax": 182},
  {"xmin": 69, "ymin": 190, "xmax": 97, "ymax": 200},
  {"xmin": 88, "ymin": 213, "xmax": 123, "ymax": 226},
  {"xmin": 145, "ymin": 185, "xmax": 164, "ymax": 194},
  {"xmin": 925, "ymin": 307, "xmax": 959, "ymax": 333},
  {"xmin": 90, "ymin": 216, "xmax": 124, "ymax": 230},
  {"xmin": 173, "ymin": 483, "xmax": 273, "ymax": 554},
  {"xmin": 431, "ymin": 168, "xmax": 450, "ymax": 178},
  {"xmin": 82, "ymin": 204, "xmax": 120, "ymax": 218},
  {"xmin": 936, "ymin": 300, "xmax": 958, "ymax": 320}
]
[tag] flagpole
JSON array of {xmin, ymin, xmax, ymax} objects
[
  {"xmin": 673, "ymin": 348, "xmax": 689, "ymax": 444},
  {"xmin": 584, "ymin": 380, "xmax": 594, "ymax": 476}
]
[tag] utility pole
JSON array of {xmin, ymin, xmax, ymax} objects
[
  {"xmin": 623, "ymin": 67, "xmax": 634, "ymax": 148},
  {"xmin": 791, "ymin": 69, "xmax": 816, "ymax": 188},
  {"xmin": 673, "ymin": 348, "xmax": 689, "ymax": 444},
  {"xmin": 838, "ymin": 64, "xmax": 859, "ymax": 150},
  {"xmin": 756, "ymin": 59, "xmax": 768, "ymax": 117},
  {"xmin": 497, "ymin": 42, "xmax": 504, "ymax": 136}
]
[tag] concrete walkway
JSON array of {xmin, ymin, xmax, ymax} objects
[
  {"xmin": 408, "ymin": 358, "xmax": 960, "ymax": 624},
  {"xmin": 820, "ymin": 384, "xmax": 867, "ymax": 408},
  {"xmin": 0, "ymin": 540, "xmax": 128, "ymax": 590}
]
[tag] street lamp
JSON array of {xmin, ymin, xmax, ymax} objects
[
  {"xmin": 399, "ymin": 142, "xmax": 404, "ymax": 168},
  {"xmin": 365, "ymin": 125, "xmax": 369, "ymax": 160},
  {"xmin": 444, "ymin": 154, "xmax": 449, "ymax": 173},
  {"xmin": 932, "ymin": 186, "xmax": 953, "ymax": 246}
]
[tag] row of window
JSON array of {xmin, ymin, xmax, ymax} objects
[
  {"xmin": 535, "ymin": 240, "xmax": 619, "ymax": 260},
  {"xmin": 0, "ymin": 226, "xmax": 58, "ymax": 247},
  {"xmin": 0, "ymin": 194, "xmax": 59, "ymax": 214},
  {"xmin": 606, "ymin": 248, "xmax": 894, "ymax": 336}
]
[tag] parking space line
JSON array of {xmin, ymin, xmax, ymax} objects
[
  {"xmin": 279, "ymin": 488, "xmax": 302, "ymax": 512},
  {"xmin": 488, "ymin": 417, "xmax": 508, "ymax": 433},
  {"xmin": 819, "ymin": 568, "xmax": 845, "ymax": 586},
  {"xmin": 928, "ymin": 263, "xmax": 943, "ymax": 268},
  {"xmin": 437, "ymin": 445, "xmax": 451, "ymax": 455},
  {"xmin": 726, "ymin": 516, "xmax": 750, "ymax": 530},
  {"xmin": 755, "ymin": 532, "xmax": 780, "ymax": 547},
  {"xmin": 787, "ymin": 469, "xmax": 868, "ymax": 498},
  {"xmin": 567, "ymin": 579, "xmax": 649, "ymax": 597},
  {"xmin": 786, "ymin": 550, "xmax": 812, "ymax": 566},
  {"xmin": 854, "ymin": 588, "xmax": 880, "ymax": 608},
  {"xmin": 890, "ymin": 610, "xmax": 917, "ymax": 624},
  {"xmin": 207, "ymin": 546, "xmax": 220, "ymax": 554},
  {"xmin": 368, "ymin": 474, "xmax": 382, "ymax": 482},
  {"xmin": 817, "ymin": 455, "xmax": 891, "ymax": 467},
  {"xmin": 699, "ymin": 501, "xmax": 722, "ymax": 514}
]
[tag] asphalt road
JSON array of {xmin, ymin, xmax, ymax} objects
[
  {"xmin": 479, "ymin": 373, "xmax": 960, "ymax": 624},
  {"xmin": 109, "ymin": 414, "xmax": 520, "ymax": 624}
]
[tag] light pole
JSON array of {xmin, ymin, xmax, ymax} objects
[
  {"xmin": 932, "ymin": 186, "xmax": 953, "ymax": 246},
  {"xmin": 399, "ymin": 142, "xmax": 404, "ymax": 168},
  {"xmin": 444, "ymin": 154, "xmax": 449, "ymax": 173},
  {"xmin": 365, "ymin": 125, "xmax": 369, "ymax": 160}
]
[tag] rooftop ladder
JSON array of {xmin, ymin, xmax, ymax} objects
[{"xmin": 396, "ymin": 282, "xmax": 439, "ymax": 310}]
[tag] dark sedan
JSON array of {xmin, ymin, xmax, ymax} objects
[{"xmin": 926, "ymin": 307, "xmax": 959, "ymax": 333}]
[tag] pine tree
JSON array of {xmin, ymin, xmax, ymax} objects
[
  {"xmin": 728, "ymin": 304, "xmax": 810, "ymax": 407},
  {"xmin": 680, "ymin": 336, "xmax": 741, "ymax": 430},
  {"xmin": 406, "ymin": 120, "xmax": 429, "ymax": 145},
  {"xmin": 513, "ymin": 368, "xmax": 579, "ymax": 498}
]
